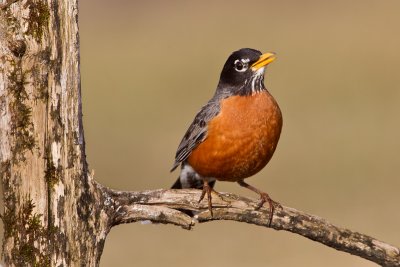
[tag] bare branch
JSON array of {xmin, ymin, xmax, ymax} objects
[{"xmin": 105, "ymin": 188, "xmax": 400, "ymax": 267}]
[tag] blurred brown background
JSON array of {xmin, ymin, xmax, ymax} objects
[
  {"xmin": 2, "ymin": 0, "xmax": 400, "ymax": 266},
  {"xmin": 78, "ymin": 1, "xmax": 400, "ymax": 266}
]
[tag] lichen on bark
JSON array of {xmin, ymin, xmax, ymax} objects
[
  {"xmin": 2, "ymin": 196, "xmax": 51, "ymax": 267},
  {"xmin": 24, "ymin": 0, "xmax": 50, "ymax": 43},
  {"xmin": 7, "ymin": 59, "xmax": 35, "ymax": 162}
]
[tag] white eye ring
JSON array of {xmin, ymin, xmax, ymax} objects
[{"xmin": 234, "ymin": 59, "xmax": 249, "ymax": 72}]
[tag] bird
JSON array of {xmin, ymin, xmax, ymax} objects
[{"xmin": 171, "ymin": 48, "xmax": 282, "ymax": 225}]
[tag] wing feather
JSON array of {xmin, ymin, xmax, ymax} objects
[{"xmin": 171, "ymin": 97, "xmax": 223, "ymax": 172}]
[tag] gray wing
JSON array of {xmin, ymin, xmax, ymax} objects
[{"xmin": 170, "ymin": 97, "xmax": 223, "ymax": 172}]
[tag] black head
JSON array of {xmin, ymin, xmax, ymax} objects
[{"xmin": 217, "ymin": 48, "xmax": 276, "ymax": 95}]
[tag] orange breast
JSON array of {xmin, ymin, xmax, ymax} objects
[{"xmin": 188, "ymin": 91, "xmax": 282, "ymax": 181}]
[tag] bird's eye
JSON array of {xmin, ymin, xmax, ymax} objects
[{"xmin": 234, "ymin": 59, "xmax": 248, "ymax": 72}]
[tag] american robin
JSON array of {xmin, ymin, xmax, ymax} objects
[{"xmin": 171, "ymin": 48, "xmax": 282, "ymax": 225}]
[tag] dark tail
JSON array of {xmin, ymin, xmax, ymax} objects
[
  {"xmin": 171, "ymin": 176, "xmax": 215, "ymax": 190},
  {"xmin": 171, "ymin": 177, "xmax": 184, "ymax": 189}
]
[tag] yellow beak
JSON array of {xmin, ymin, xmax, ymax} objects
[{"xmin": 251, "ymin": 52, "xmax": 276, "ymax": 70}]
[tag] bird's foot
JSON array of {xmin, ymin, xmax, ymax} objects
[
  {"xmin": 256, "ymin": 192, "xmax": 281, "ymax": 227},
  {"xmin": 210, "ymin": 188, "xmax": 232, "ymax": 205},
  {"xmin": 198, "ymin": 180, "xmax": 213, "ymax": 217},
  {"xmin": 237, "ymin": 180, "xmax": 280, "ymax": 227}
]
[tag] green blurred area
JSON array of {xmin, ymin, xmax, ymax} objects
[{"xmin": 79, "ymin": 1, "xmax": 400, "ymax": 266}]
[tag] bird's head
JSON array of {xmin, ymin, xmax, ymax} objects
[{"xmin": 218, "ymin": 48, "xmax": 276, "ymax": 95}]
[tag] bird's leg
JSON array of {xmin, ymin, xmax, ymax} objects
[
  {"xmin": 237, "ymin": 180, "xmax": 280, "ymax": 226},
  {"xmin": 198, "ymin": 179, "xmax": 213, "ymax": 217}
]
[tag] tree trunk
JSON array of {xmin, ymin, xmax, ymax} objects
[{"xmin": 0, "ymin": 0, "xmax": 111, "ymax": 265}]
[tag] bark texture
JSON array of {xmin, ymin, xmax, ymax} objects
[
  {"xmin": 0, "ymin": 1, "xmax": 399, "ymax": 267},
  {"xmin": 107, "ymin": 188, "xmax": 400, "ymax": 267},
  {"xmin": 0, "ymin": 0, "xmax": 111, "ymax": 266}
]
